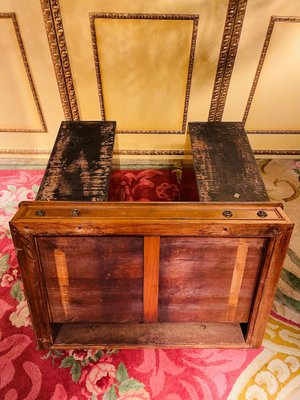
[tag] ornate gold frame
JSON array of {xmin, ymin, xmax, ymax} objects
[
  {"xmin": 208, "ymin": 0, "xmax": 248, "ymax": 122},
  {"xmin": 40, "ymin": 0, "xmax": 78, "ymax": 120},
  {"xmin": 2, "ymin": 148, "xmax": 299, "ymax": 156},
  {"xmin": 89, "ymin": 12, "xmax": 199, "ymax": 134},
  {"xmin": 0, "ymin": 13, "xmax": 46, "ymax": 133}
]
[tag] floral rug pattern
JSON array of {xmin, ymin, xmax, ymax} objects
[{"xmin": 0, "ymin": 160, "xmax": 299, "ymax": 399}]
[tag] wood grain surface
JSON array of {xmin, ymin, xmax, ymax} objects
[
  {"xmin": 159, "ymin": 237, "xmax": 265, "ymax": 322},
  {"xmin": 189, "ymin": 122, "xmax": 269, "ymax": 202},
  {"xmin": 37, "ymin": 236, "xmax": 143, "ymax": 323},
  {"xmin": 36, "ymin": 121, "xmax": 115, "ymax": 201},
  {"xmin": 53, "ymin": 322, "xmax": 246, "ymax": 349},
  {"xmin": 143, "ymin": 236, "xmax": 160, "ymax": 322}
]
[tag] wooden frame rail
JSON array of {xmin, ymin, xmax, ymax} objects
[{"xmin": 10, "ymin": 201, "xmax": 293, "ymax": 349}]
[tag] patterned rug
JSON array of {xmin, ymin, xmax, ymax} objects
[{"xmin": 0, "ymin": 159, "xmax": 299, "ymax": 400}]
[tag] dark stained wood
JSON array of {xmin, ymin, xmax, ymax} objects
[
  {"xmin": 53, "ymin": 322, "xmax": 247, "ymax": 349},
  {"xmin": 189, "ymin": 122, "xmax": 269, "ymax": 202},
  {"xmin": 159, "ymin": 237, "xmax": 265, "ymax": 323},
  {"xmin": 37, "ymin": 236, "xmax": 144, "ymax": 323},
  {"xmin": 36, "ymin": 121, "xmax": 116, "ymax": 201}
]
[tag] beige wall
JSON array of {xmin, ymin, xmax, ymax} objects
[{"xmin": 0, "ymin": 0, "xmax": 299, "ymax": 159}]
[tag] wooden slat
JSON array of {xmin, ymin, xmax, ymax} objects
[
  {"xmin": 53, "ymin": 322, "xmax": 247, "ymax": 349},
  {"xmin": 143, "ymin": 236, "xmax": 160, "ymax": 322},
  {"xmin": 227, "ymin": 239, "xmax": 249, "ymax": 320},
  {"xmin": 54, "ymin": 249, "xmax": 70, "ymax": 318},
  {"xmin": 189, "ymin": 122, "xmax": 269, "ymax": 202},
  {"xmin": 246, "ymin": 227, "xmax": 294, "ymax": 347},
  {"xmin": 36, "ymin": 121, "xmax": 115, "ymax": 201}
]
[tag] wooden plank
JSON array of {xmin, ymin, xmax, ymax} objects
[
  {"xmin": 36, "ymin": 121, "xmax": 115, "ymax": 201},
  {"xmin": 189, "ymin": 122, "xmax": 269, "ymax": 202},
  {"xmin": 14, "ymin": 201, "xmax": 286, "ymax": 222},
  {"xmin": 9, "ymin": 229, "xmax": 54, "ymax": 349},
  {"xmin": 159, "ymin": 237, "xmax": 264, "ymax": 322},
  {"xmin": 38, "ymin": 236, "xmax": 144, "ymax": 323},
  {"xmin": 53, "ymin": 322, "xmax": 247, "ymax": 349},
  {"xmin": 144, "ymin": 236, "xmax": 160, "ymax": 322},
  {"xmin": 246, "ymin": 226, "xmax": 294, "ymax": 347},
  {"xmin": 227, "ymin": 239, "xmax": 249, "ymax": 320},
  {"xmin": 54, "ymin": 250, "xmax": 69, "ymax": 318}
]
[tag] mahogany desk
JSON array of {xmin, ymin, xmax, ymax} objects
[{"xmin": 10, "ymin": 121, "xmax": 293, "ymax": 349}]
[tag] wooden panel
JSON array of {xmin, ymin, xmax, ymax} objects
[
  {"xmin": 227, "ymin": 239, "xmax": 249, "ymax": 320},
  {"xmin": 42, "ymin": 0, "xmax": 229, "ymax": 154},
  {"xmin": 36, "ymin": 121, "xmax": 115, "ymax": 201},
  {"xmin": 0, "ymin": 14, "xmax": 45, "ymax": 132},
  {"xmin": 10, "ymin": 201, "xmax": 293, "ymax": 348},
  {"xmin": 245, "ymin": 19, "xmax": 300, "ymax": 131},
  {"xmin": 143, "ymin": 236, "xmax": 160, "ymax": 322},
  {"xmin": 91, "ymin": 14, "xmax": 198, "ymax": 133},
  {"xmin": 159, "ymin": 237, "xmax": 266, "ymax": 323},
  {"xmin": 223, "ymin": 0, "xmax": 300, "ymax": 125},
  {"xmin": 53, "ymin": 322, "xmax": 246, "ymax": 349},
  {"xmin": 37, "ymin": 236, "xmax": 144, "ymax": 323},
  {"xmin": 189, "ymin": 122, "xmax": 269, "ymax": 202},
  {"xmin": 0, "ymin": 1, "xmax": 65, "ymax": 154}
]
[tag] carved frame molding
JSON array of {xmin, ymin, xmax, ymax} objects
[
  {"xmin": 0, "ymin": 13, "xmax": 47, "ymax": 133},
  {"xmin": 40, "ymin": 0, "xmax": 78, "ymax": 120},
  {"xmin": 1, "ymin": 148, "xmax": 299, "ymax": 156},
  {"xmin": 208, "ymin": 0, "xmax": 248, "ymax": 122},
  {"xmin": 89, "ymin": 12, "xmax": 199, "ymax": 134}
]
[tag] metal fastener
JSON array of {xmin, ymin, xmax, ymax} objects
[
  {"xmin": 257, "ymin": 210, "xmax": 268, "ymax": 218},
  {"xmin": 35, "ymin": 210, "xmax": 45, "ymax": 217},
  {"xmin": 223, "ymin": 210, "xmax": 233, "ymax": 218},
  {"xmin": 71, "ymin": 209, "xmax": 80, "ymax": 217}
]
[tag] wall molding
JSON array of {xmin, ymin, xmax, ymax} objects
[
  {"xmin": 89, "ymin": 12, "xmax": 199, "ymax": 134},
  {"xmin": 208, "ymin": 0, "xmax": 248, "ymax": 121},
  {"xmin": 247, "ymin": 130, "xmax": 300, "ymax": 135},
  {"xmin": 1, "ymin": 148, "xmax": 299, "ymax": 157},
  {"xmin": 243, "ymin": 16, "xmax": 300, "ymax": 126},
  {"xmin": 40, "ymin": 0, "xmax": 79, "ymax": 120},
  {"xmin": 0, "ymin": 13, "xmax": 47, "ymax": 133}
]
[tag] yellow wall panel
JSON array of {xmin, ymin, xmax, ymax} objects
[
  {"xmin": 58, "ymin": 0, "xmax": 229, "ymax": 150},
  {"xmin": 223, "ymin": 0, "xmax": 300, "ymax": 127},
  {"xmin": 0, "ymin": 15, "xmax": 43, "ymax": 131},
  {"xmin": 0, "ymin": 0, "xmax": 64, "ymax": 153},
  {"xmin": 246, "ymin": 21, "xmax": 300, "ymax": 131},
  {"xmin": 92, "ymin": 16, "xmax": 196, "ymax": 133}
]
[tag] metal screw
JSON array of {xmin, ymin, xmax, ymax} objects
[
  {"xmin": 71, "ymin": 209, "xmax": 80, "ymax": 217},
  {"xmin": 257, "ymin": 210, "xmax": 268, "ymax": 218},
  {"xmin": 223, "ymin": 210, "xmax": 233, "ymax": 218},
  {"xmin": 35, "ymin": 210, "xmax": 45, "ymax": 217}
]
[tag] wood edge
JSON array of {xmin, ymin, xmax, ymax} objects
[
  {"xmin": 51, "ymin": 322, "xmax": 249, "ymax": 349},
  {"xmin": 245, "ymin": 227, "xmax": 293, "ymax": 347}
]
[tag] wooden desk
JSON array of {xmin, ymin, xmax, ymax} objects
[{"xmin": 10, "ymin": 122, "xmax": 293, "ymax": 349}]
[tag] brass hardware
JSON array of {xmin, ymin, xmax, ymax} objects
[
  {"xmin": 71, "ymin": 209, "xmax": 80, "ymax": 217},
  {"xmin": 257, "ymin": 210, "xmax": 268, "ymax": 218},
  {"xmin": 35, "ymin": 210, "xmax": 45, "ymax": 216},
  {"xmin": 223, "ymin": 210, "xmax": 233, "ymax": 218}
]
